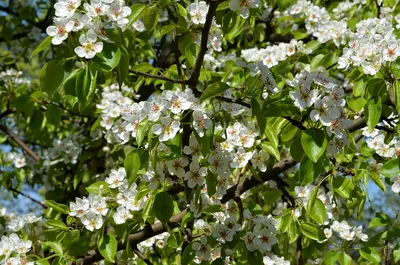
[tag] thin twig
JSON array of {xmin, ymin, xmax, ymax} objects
[
  {"xmin": 8, "ymin": 186, "xmax": 48, "ymax": 209},
  {"xmin": 0, "ymin": 125, "xmax": 40, "ymax": 162},
  {"xmin": 296, "ymin": 235, "xmax": 303, "ymax": 265},
  {"xmin": 129, "ymin": 69, "xmax": 187, "ymax": 84},
  {"xmin": 132, "ymin": 247, "xmax": 154, "ymax": 265}
]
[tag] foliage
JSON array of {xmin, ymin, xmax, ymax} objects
[{"xmin": 1, "ymin": 0, "xmax": 400, "ymax": 264}]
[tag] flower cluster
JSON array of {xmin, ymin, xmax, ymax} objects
[
  {"xmin": 324, "ymin": 220, "xmax": 368, "ymax": 242},
  {"xmin": 289, "ymin": 69, "xmax": 352, "ymax": 153},
  {"xmin": 3, "ymin": 152, "xmax": 26, "ymax": 168},
  {"xmin": 294, "ymin": 184, "xmax": 368, "ymax": 243},
  {"xmin": 6, "ymin": 213, "xmax": 42, "ymax": 233},
  {"xmin": 241, "ymin": 39, "xmax": 311, "ymax": 68},
  {"xmin": 275, "ymin": 0, "xmax": 349, "ymax": 46},
  {"xmin": 0, "ymin": 69, "xmax": 31, "ymax": 89},
  {"xmin": 0, "ymin": 233, "xmax": 33, "ymax": 265},
  {"xmin": 41, "ymin": 134, "xmax": 83, "ymax": 165},
  {"xmin": 243, "ymin": 211, "xmax": 279, "ymax": 254},
  {"xmin": 338, "ymin": 17, "xmax": 400, "ymax": 75},
  {"xmin": 46, "ymin": 0, "xmax": 132, "ymax": 58},
  {"xmin": 69, "ymin": 167, "xmax": 148, "ymax": 231}
]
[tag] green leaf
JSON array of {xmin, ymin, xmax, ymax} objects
[
  {"xmin": 301, "ymin": 128, "xmax": 327, "ymax": 163},
  {"xmin": 261, "ymin": 142, "xmax": 280, "ymax": 161},
  {"xmin": 31, "ymin": 36, "xmax": 52, "ymax": 58},
  {"xmin": 206, "ymin": 171, "xmax": 217, "ymax": 196},
  {"xmin": 369, "ymin": 172, "xmax": 386, "ymax": 192},
  {"xmin": 117, "ymin": 51, "xmax": 130, "ymax": 85},
  {"xmin": 309, "ymin": 199, "xmax": 326, "ymax": 225},
  {"xmin": 339, "ymin": 251, "xmax": 352, "ymax": 265},
  {"xmin": 200, "ymin": 82, "xmax": 229, "ymax": 102},
  {"xmin": 47, "ymin": 242, "xmax": 63, "ymax": 255},
  {"xmin": 333, "ymin": 177, "xmax": 353, "ymax": 199},
  {"xmin": 359, "ymin": 247, "xmax": 381, "ymax": 263},
  {"xmin": 126, "ymin": 4, "xmax": 146, "ymax": 28},
  {"xmin": 40, "ymin": 59, "xmax": 64, "ymax": 97},
  {"xmin": 247, "ymin": 250, "xmax": 263, "ymax": 265},
  {"xmin": 324, "ymin": 250, "xmax": 338, "ymax": 264},
  {"xmin": 365, "ymin": 96, "xmax": 382, "ymax": 131},
  {"xmin": 124, "ymin": 150, "xmax": 140, "ymax": 183},
  {"xmin": 299, "ymin": 155, "xmax": 317, "ymax": 185},
  {"xmin": 144, "ymin": 5, "xmax": 159, "ymax": 32},
  {"xmin": 46, "ymin": 200, "xmax": 69, "ymax": 214},
  {"xmin": 98, "ymin": 235, "xmax": 117, "ymax": 263},
  {"xmin": 75, "ymin": 63, "xmax": 97, "ymax": 102},
  {"xmin": 153, "ymin": 192, "xmax": 174, "ymax": 223},
  {"xmin": 369, "ymin": 213, "xmax": 390, "ymax": 228},
  {"xmin": 46, "ymin": 105, "xmax": 62, "ymax": 126},
  {"xmin": 182, "ymin": 243, "xmax": 196, "ymax": 265},
  {"xmin": 94, "ymin": 42, "xmax": 121, "ymax": 71},
  {"xmin": 86, "ymin": 181, "xmax": 109, "ymax": 194},
  {"xmin": 393, "ymin": 80, "xmax": 400, "ymax": 114},
  {"xmin": 381, "ymin": 158, "xmax": 400, "ymax": 177},
  {"xmin": 300, "ymin": 222, "xmax": 325, "ymax": 241},
  {"xmin": 45, "ymin": 220, "xmax": 69, "ymax": 231}
]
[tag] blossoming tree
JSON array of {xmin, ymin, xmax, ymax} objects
[{"xmin": 1, "ymin": 0, "xmax": 400, "ymax": 264}]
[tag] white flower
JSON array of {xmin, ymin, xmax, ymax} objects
[
  {"xmin": 46, "ymin": 18, "xmax": 74, "ymax": 45},
  {"xmin": 54, "ymin": 0, "xmax": 81, "ymax": 18},
  {"xmin": 81, "ymin": 212, "xmax": 104, "ymax": 231},
  {"xmin": 251, "ymin": 150, "xmax": 269, "ymax": 172},
  {"xmin": 105, "ymin": 168, "xmax": 126, "ymax": 189},
  {"xmin": 183, "ymin": 135, "xmax": 202, "ymax": 160},
  {"xmin": 152, "ymin": 116, "xmax": 180, "ymax": 142},
  {"xmin": 109, "ymin": 1, "xmax": 132, "ymax": 26},
  {"xmin": 74, "ymin": 29, "xmax": 103, "ymax": 59},
  {"xmin": 310, "ymin": 98, "xmax": 341, "ymax": 126},
  {"xmin": 229, "ymin": 0, "xmax": 260, "ymax": 18},
  {"xmin": 113, "ymin": 206, "xmax": 132, "ymax": 224},
  {"xmin": 192, "ymin": 237, "xmax": 211, "ymax": 261},
  {"xmin": 189, "ymin": 1, "xmax": 209, "ymax": 24},
  {"xmin": 244, "ymin": 231, "xmax": 259, "ymax": 251},
  {"xmin": 391, "ymin": 175, "xmax": 400, "ymax": 193},
  {"xmin": 193, "ymin": 110, "xmax": 213, "ymax": 137},
  {"xmin": 69, "ymin": 197, "xmax": 90, "ymax": 217},
  {"xmin": 166, "ymin": 157, "xmax": 189, "ymax": 178},
  {"xmin": 84, "ymin": 0, "xmax": 110, "ymax": 17},
  {"xmin": 185, "ymin": 161, "xmax": 207, "ymax": 188},
  {"xmin": 133, "ymin": 20, "xmax": 146, "ymax": 32},
  {"xmin": 230, "ymin": 147, "xmax": 253, "ymax": 168}
]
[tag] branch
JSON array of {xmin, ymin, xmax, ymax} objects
[
  {"xmin": 8, "ymin": 186, "xmax": 47, "ymax": 209},
  {"xmin": 188, "ymin": 0, "xmax": 219, "ymax": 90},
  {"xmin": 296, "ymin": 235, "xmax": 303, "ymax": 265},
  {"xmin": 0, "ymin": 125, "xmax": 40, "ymax": 162},
  {"xmin": 132, "ymin": 247, "xmax": 154, "ymax": 265},
  {"xmin": 129, "ymin": 69, "xmax": 188, "ymax": 84},
  {"xmin": 0, "ymin": 108, "xmax": 16, "ymax": 119}
]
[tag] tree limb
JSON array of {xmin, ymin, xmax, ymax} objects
[
  {"xmin": 188, "ymin": 0, "xmax": 219, "ymax": 90},
  {"xmin": 0, "ymin": 125, "xmax": 40, "ymax": 162},
  {"xmin": 8, "ymin": 186, "xmax": 48, "ymax": 209}
]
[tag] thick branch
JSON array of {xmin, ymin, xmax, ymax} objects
[
  {"xmin": 0, "ymin": 108, "xmax": 16, "ymax": 119},
  {"xmin": 0, "ymin": 125, "xmax": 40, "ymax": 162},
  {"xmin": 188, "ymin": 0, "xmax": 219, "ymax": 90}
]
